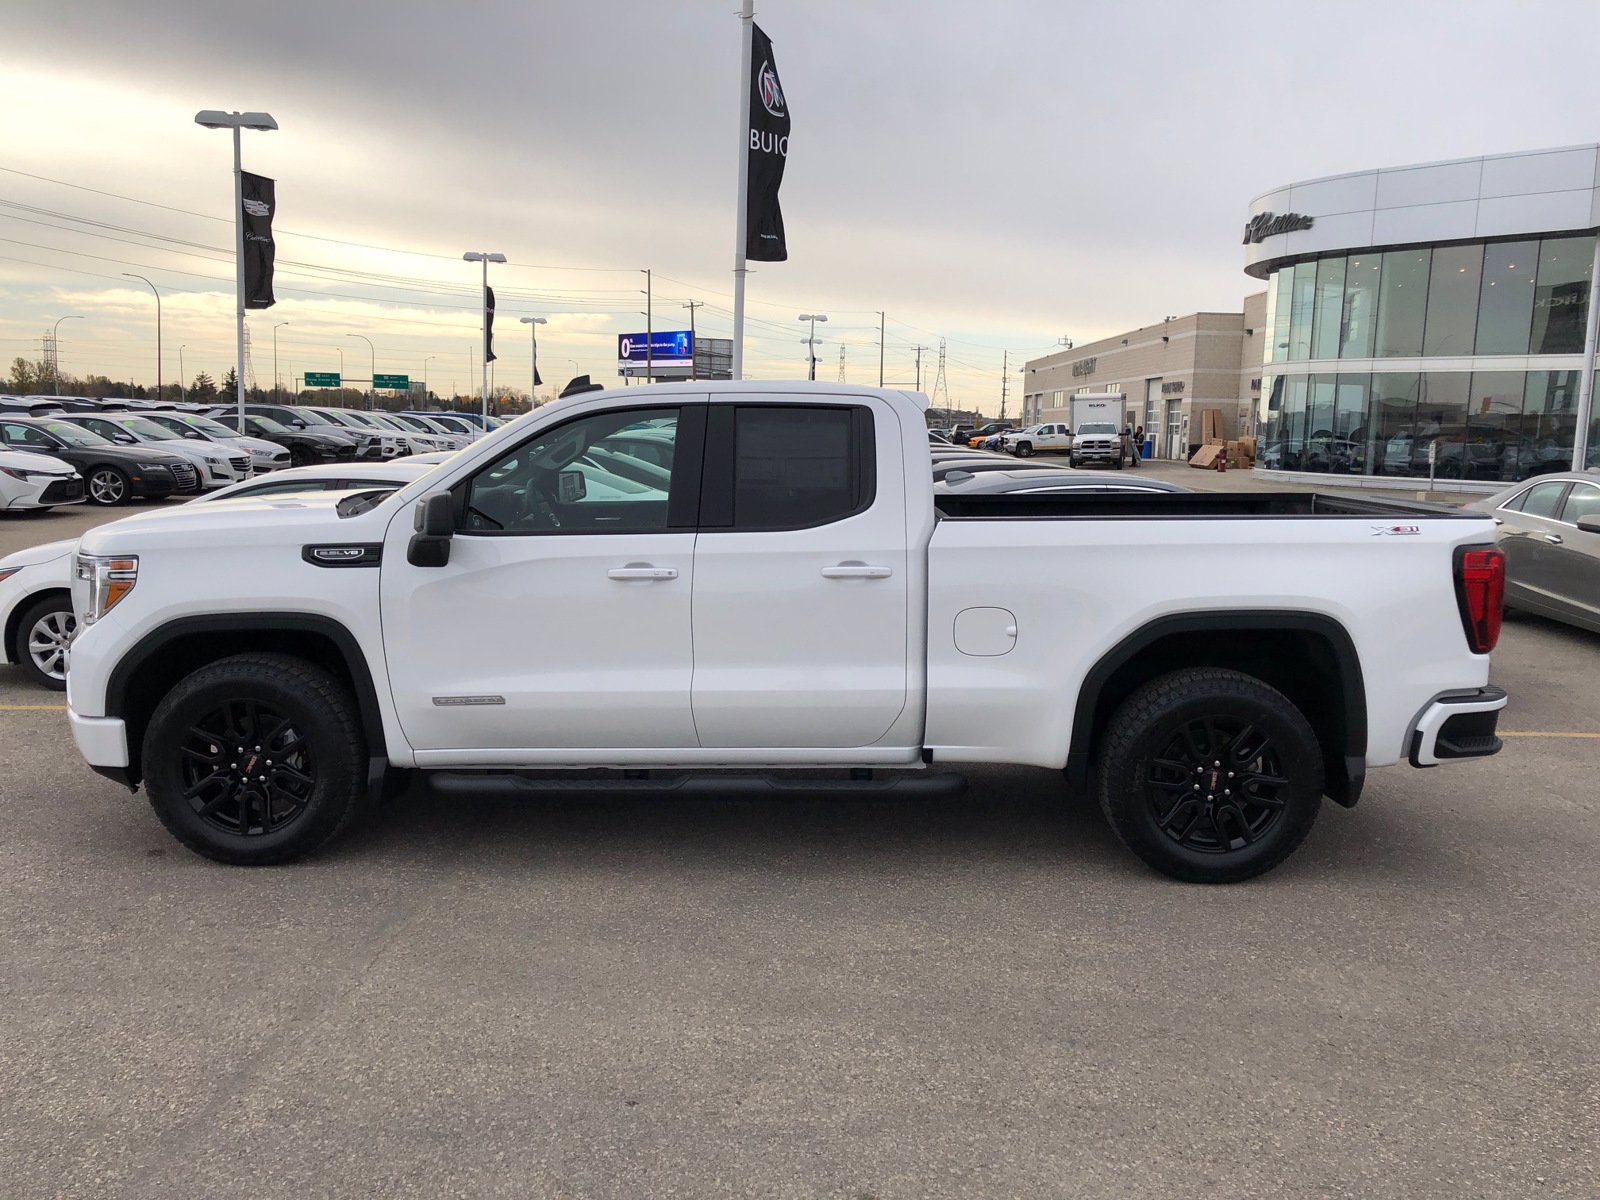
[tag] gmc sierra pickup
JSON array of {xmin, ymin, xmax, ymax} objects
[{"xmin": 66, "ymin": 383, "xmax": 1508, "ymax": 883}]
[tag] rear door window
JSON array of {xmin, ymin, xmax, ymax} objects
[
  {"xmin": 702, "ymin": 405, "xmax": 874, "ymax": 531},
  {"xmin": 1559, "ymin": 482, "xmax": 1600, "ymax": 524},
  {"xmin": 1514, "ymin": 481, "xmax": 1569, "ymax": 519}
]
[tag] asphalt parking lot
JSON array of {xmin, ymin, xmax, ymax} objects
[{"xmin": 2, "ymin": 492, "xmax": 1597, "ymax": 1198}]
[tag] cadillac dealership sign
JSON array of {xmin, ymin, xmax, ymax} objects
[{"xmin": 1243, "ymin": 212, "xmax": 1315, "ymax": 244}]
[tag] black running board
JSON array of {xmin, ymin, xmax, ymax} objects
[{"xmin": 424, "ymin": 770, "xmax": 968, "ymax": 800}]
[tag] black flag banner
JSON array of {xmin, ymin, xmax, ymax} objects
[
  {"xmin": 241, "ymin": 171, "xmax": 276, "ymax": 308},
  {"xmin": 485, "ymin": 285, "xmax": 497, "ymax": 362},
  {"xmin": 746, "ymin": 23, "xmax": 790, "ymax": 262}
]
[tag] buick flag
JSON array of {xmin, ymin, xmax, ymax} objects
[
  {"xmin": 485, "ymin": 285, "xmax": 497, "ymax": 362},
  {"xmin": 746, "ymin": 23, "xmax": 790, "ymax": 261},
  {"xmin": 241, "ymin": 172, "xmax": 276, "ymax": 309}
]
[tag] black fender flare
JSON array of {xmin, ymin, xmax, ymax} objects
[{"xmin": 1064, "ymin": 610, "xmax": 1368, "ymax": 806}]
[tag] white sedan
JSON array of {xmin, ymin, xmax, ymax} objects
[
  {"xmin": 58, "ymin": 412, "xmax": 251, "ymax": 489},
  {"xmin": 0, "ymin": 447, "xmax": 83, "ymax": 512},
  {"xmin": 0, "ymin": 459, "xmax": 438, "ymax": 690}
]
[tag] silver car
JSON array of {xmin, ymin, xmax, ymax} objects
[{"xmin": 1469, "ymin": 470, "xmax": 1600, "ymax": 633}]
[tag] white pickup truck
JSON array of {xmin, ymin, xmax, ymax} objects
[{"xmin": 65, "ymin": 383, "xmax": 1509, "ymax": 883}]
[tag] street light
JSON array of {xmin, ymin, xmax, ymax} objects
[
  {"xmin": 348, "ymin": 333, "xmax": 375, "ymax": 409},
  {"xmin": 519, "ymin": 316, "xmax": 547, "ymax": 406},
  {"xmin": 271, "ymin": 321, "xmax": 288, "ymax": 401},
  {"xmin": 194, "ymin": 109, "xmax": 277, "ymax": 429},
  {"xmin": 49, "ymin": 315, "xmax": 83, "ymax": 393},
  {"xmin": 423, "ymin": 354, "xmax": 436, "ymax": 402},
  {"xmin": 179, "ymin": 344, "xmax": 187, "ymax": 401},
  {"xmin": 798, "ymin": 313, "xmax": 828, "ymax": 381},
  {"xmin": 463, "ymin": 251, "xmax": 506, "ymax": 423},
  {"xmin": 122, "ymin": 274, "xmax": 161, "ymax": 401}
]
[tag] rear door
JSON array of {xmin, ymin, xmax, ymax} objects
[
  {"xmin": 1551, "ymin": 482, "xmax": 1600, "ymax": 625},
  {"xmin": 1498, "ymin": 480, "xmax": 1571, "ymax": 605},
  {"xmin": 690, "ymin": 399, "xmax": 909, "ymax": 748}
]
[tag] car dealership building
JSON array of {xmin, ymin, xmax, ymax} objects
[{"xmin": 1246, "ymin": 144, "xmax": 1600, "ymax": 489}]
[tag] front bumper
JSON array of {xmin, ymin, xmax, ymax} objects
[
  {"xmin": 1408, "ymin": 686, "xmax": 1508, "ymax": 766},
  {"xmin": 70, "ymin": 710, "xmax": 130, "ymax": 769}
]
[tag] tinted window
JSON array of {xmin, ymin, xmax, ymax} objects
[
  {"xmin": 1476, "ymin": 241, "xmax": 1538, "ymax": 354},
  {"xmin": 730, "ymin": 406, "xmax": 869, "ymax": 530},
  {"xmin": 1560, "ymin": 483, "xmax": 1600, "ymax": 524},
  {"xmin": 1422, "ymin": 244, "xmax": 1483, "ymax": 356},
  {"xmin": 3, "ymin": 422, "xmax": 57, "ymax": 449},
  {"xmin": 463, "ymin": 407, "xmax": 683, "ymax": 534},
  {"xmin": 1517, "ymin": 481, "xmax": 1568, "ymax": 519},
  {"xmin": 1375, "ymin": 249, "xmax": 1431, "ymax": 358},
  {"xmin": 1530, "ymin": 236, "xmax": 1593, "ymax": 354}
]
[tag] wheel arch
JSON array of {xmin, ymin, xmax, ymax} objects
[
  {"xmin": 1066, "ymin": 611, "xmax": 1368, "ymax": 807},
  {"xmin": 4, "ymin": 586, "xmax": 72, "ymax": 665},
  {"xmin": 104, "ymin": 613, "xmax": 388, "ymax": 787}
]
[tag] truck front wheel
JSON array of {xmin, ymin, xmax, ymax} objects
[
  {"xmin": 141, "ymin": 653, "xmax": 368, "ymax": 865},
  {"xmin": 1096, "ymin": 668, "xmax": 1323, "ymax": 884}
]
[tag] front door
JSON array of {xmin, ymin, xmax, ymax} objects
[
  {"xmin": 381, "ymin": 403, "xmax": 705, "ymax": 754},
  {"xmin": 690, "ymin": 399, "xmax": 910, "ymax": 748}
]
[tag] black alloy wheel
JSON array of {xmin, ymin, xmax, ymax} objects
[
  {"xmin": 289, "ymin": 445, "xmax": 315, "ymax": 468},
  {"xmin": 1096, "ymin": 668, "xmax": 1323, "ymax": 884},
  {"xmin": 87, "ymin": 466, "xmax": 130, "ymax": 506},
  {"xmin": 142, "ymin": 653, "xmax": 368, "ymax": 864},
  {"xmin": 178, "ymin": 699, "xmax": 317, "ymax": 837}
]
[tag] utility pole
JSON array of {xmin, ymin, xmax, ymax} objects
[
  {"xmin": 642, "ymin": 269, "xmax": 653, "ymax": 384},
  {"xmin": 1000, "ymin": 349, "xmax": 1009, "ymax": 420},
  {"xmin": 877, "ymin": 311, "xmax": 885, "ymax": 387},
  {"xmin": 682, "ymin": 299, "xmax": 703, "ymax": 380},
  {"xmin": 911, "ymin": 344, "xmax": 930, "ymax": 392}
]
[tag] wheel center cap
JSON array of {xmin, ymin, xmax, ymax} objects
[
  {"xmin": 1206, "ymin": 768, "xmax": 1220, "ymax": 792},
  {"xmin": 243, "ymin": 753, "xmax": 261, "ymax": 775}
]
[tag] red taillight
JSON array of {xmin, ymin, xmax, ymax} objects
[{"xmin": 1455, "ymin": 546, "xmax": 1505, "ymax": 654}]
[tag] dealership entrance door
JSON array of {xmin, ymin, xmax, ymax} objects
[{"xmin": 1165, "ymin": 399, "xmax": 1184, "ymax": 460}]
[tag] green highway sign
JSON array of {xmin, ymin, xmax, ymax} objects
[
  {"xmin": 305, "ymin": 371, "xmax": 340, "ymax": 387},
  {"xmin": 373, "ymin": 374, "xmax": 410, "ymax": 390}
]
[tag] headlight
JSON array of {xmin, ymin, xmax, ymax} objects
[
  {"xmin": 75, "ymin": 554, "xmax": 138, "ymax": 624},
  {"xmin": 0, "ymin": 465, "xmax": 60, "ymax": 481},
  {"xmin": 0, "ymin": 568, "xmax": 18, "ymax": 584}
]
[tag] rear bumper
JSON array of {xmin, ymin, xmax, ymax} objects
[{"xmin": 1408, "ymin": 686, "xmax": 1507, "ymax": 767}]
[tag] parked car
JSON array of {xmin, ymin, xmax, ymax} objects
[
  {"xmin": 209, "ymin": 412, "xmax": 358, "ymax": 467},
  {"xmin": 927, "ymin": 430, "xmax": 951, "ymax": 445},
  {"xmin": 0, "ymin": 397, "xmax": 67, "ymax": 417},
  {"xmin": 309, "ymin": 407, "xmax": 434, "ymax": 455},
  {"xmin": 1001, "ymin": 424, "xmax": 1073, "ymax": 458},
  {"xmin": 54, "ymin": 412, "xmax": 251, "ymax": 490},
  {"xmin": 387, "ymin": 412, "xmax": 470, "ymax": 451},
  {"xmin": 228, "ymin": 405, "xmax": 378, "ymax": 460},
  {"xmin": 1468, "ymin": 470, "xmax": 1600, "ymax": 633},
  {"xmin": 299, "ymin": 407, "xmax": 410, "ymax": 459},
  {"xmin": 0, "ymin": 447, "xmax": 83, "ymax": 512},
  {"xmin": 935, "ymin": 468, "xmax": 1188, "ymax": 495},
  {"xmin": 0, "ymin": 460, "xmax": 441, "ymax": 691},
  {"xmin": 930, "ymin": 455, "xmax": 1056, "ymax": 483},
  {"xmin": 137, "ymin": 411, "xmax": 291, "ymax": 475},
  {"xmin": 66, "ymin": 382, "xmax": 1508, "ymax": 883},
  {"xmin": 0, "ymin": 415, "xmax": 197, "ymax": 504}
]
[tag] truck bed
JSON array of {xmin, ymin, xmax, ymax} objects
[{"xmin": 932, "ymin": 490, "xmax": 1476, "ymax": 521}]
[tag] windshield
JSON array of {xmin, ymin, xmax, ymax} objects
[
  {"xmin": 247, "ymin": 415, "xmax": 291, "ymax": 434},
  {"xmin": 337, "ymin": 411, "xmax": 383, "ymax": 427},
  {"xmin": 1078, "ymin": 422, "xmax": 1117, "ymax": 435},
  {"xmin": 314, "ymin": 410, "xmax": 368, "ymax": 429},
  {"xmin": 114, "ymin": 416, "xmax": 182, "ymax": 441},
  {"xmin": 183, "ymin": 415, "xmax": 237, "ymax": 437},
  {"xmin": 41, "ymin": 421, "xmax": 111, "ymax": 446}
]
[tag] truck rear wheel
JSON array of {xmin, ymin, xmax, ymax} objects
[
  {"xmin": 141, "ymin": 653, "xmax": 368, "ymax": 865},
  {"xmin": 1096, "ymin": 668, "xmax": 1323, "ymax": 884}
]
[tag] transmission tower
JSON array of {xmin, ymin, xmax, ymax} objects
[
  {"xmin": 837, "ymin": 346, "xmax": 846, "ymax": 382},
  {"xmin": 242, "ymin": 325, "xmax": 257, "ymax": 390},
  {"xmin": 41, "ymin": 331, "xmax": 58, "ymax": 386},
  {"xmin": 930, "ymin": 338, "xmax": 951, "ymax": 408}
]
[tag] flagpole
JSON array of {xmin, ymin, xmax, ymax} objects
[
  {"xmin": 731, "ymin": 0, "xmax": 754, "ymax": 381},
  {"xmin": 480, "ymin": 256, "xmax": 489, "ymax": 425}
]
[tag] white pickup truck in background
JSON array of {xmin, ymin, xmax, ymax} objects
[
  {"xmin": 65, "ymin": 383, "xmax": 1508, "ymax": 883},
  {"xmin": 1069, "ymin": 393, "xmax": 1127, "ymax": 468}
]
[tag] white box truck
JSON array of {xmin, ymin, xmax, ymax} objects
[{"xmin": 1068, "ymin": 393, "xmax": 1126, "ymax": 468}]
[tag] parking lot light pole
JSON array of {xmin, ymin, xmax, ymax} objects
[
  {"xmin": 193, "ymin": 109, "xmax": 278, "ymax": 432},
  {"xmin": 348, "ymin": 333, "xmax": 375, "ymax": 409},
  {"xmin": 423, "ymin": 355, "xmax": 436, "ymax": 402},
  {"xmin": 463, "ymin": 252, "xmax": 506, "ymax": 424},
  {"xmin": 48, "ymin": 314, "xmax": 83, "ymax": 392},
  {"xmin": 798, "ymin": 313, "xmax": 828, "ymax": 381},
  {"xmin": 122, "ymin": 275, "xmax": 161, "ymax": 401},
  {"xmin": 519, "ymin": 317, "xmax": 547, "ymax": 406},
  {"xmin": 178, "ymin": 345, "xmax": 187, "ymax": 401}
]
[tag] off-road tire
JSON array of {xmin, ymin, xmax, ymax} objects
[
  {"xmin": 1096, "ymin": 668, "xmax": 1323, "ymax": 884},
  {"xmin": 142, "ymin": 653, "xmax": 368, "ymax": 865}
]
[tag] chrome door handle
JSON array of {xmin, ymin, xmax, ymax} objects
[
  {"xmin": 820, "ymin": 563, "xmax": 893, "ymax": 579},
  {"xmin": 1544, "ymin": 534, "xmax": 1564, "ymax": 545},
  {"xmin": 607, "ymin": 565, "xmax": 678, "ymax": 581}
]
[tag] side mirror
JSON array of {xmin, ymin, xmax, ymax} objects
[
  {"xmin": 116, "ymin": 433, "xmax": 137, "ymax": 444},
  {"xmin": 1577, "ymin": 515, "xmax": 1600, "ymax": 535},
  {"xmin": 292, "ymin": 419, "xmax": 307, "ymax": 428},
  {"xmin": 408, "ymin": 491, "xmax": 455, "ymax": 567},
  {"xmin": 558, "ymin": 468, "xmax": 587, "ymax": 504}
]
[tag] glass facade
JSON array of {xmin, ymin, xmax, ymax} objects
[{"xmin": 1257, "ymin": 234, "xmax": 1596, "ymax": 481}]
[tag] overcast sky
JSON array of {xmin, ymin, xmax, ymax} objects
[{"xmin": 3, "ymin": 0, "xmax": 1598, "ymax": 408}]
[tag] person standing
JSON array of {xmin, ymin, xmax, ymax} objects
[{"xmin": 1125, "ymin": 423, "xmax": 1141, "ymax": 468}]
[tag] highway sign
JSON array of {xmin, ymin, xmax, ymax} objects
[
  {"xmin": 373, "ymin": 374, "xmax": 410, "ymax": 390},
  {"xmin": 305, "ymin": 372, "xmax": 340, "ymax": 387}
]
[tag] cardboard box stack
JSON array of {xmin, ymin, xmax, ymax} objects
[{"xmin": 1188, "ymin": 408, "xmax": 1233, "ymax": 468}]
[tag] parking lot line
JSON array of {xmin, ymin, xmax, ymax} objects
[
  {"xmin": 1500, "ymin": 730, "xmax": 1600, "ymax": 739},
  {"xmin": 0, "ymin": 704, "xmax": 68, "ymax": 711}
]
